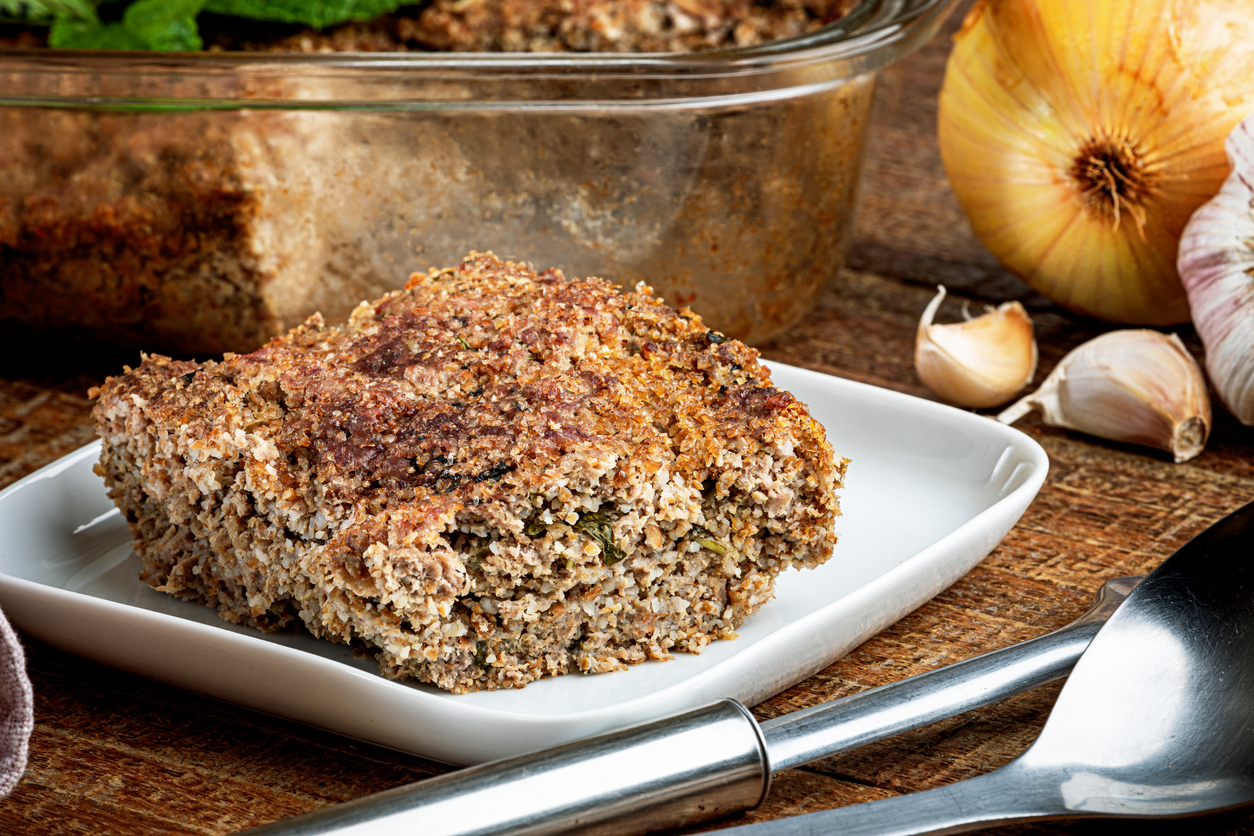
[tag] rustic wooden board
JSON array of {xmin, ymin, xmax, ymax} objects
[{"xmin": 3, "ymin": 4, "xmax": 1254, "ymax": 834}]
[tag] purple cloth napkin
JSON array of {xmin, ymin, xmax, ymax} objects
[{"xmin": 0, "ymin": 605, "xmax": 31, "ymax": 798}]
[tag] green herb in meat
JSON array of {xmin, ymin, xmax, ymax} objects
[
  {"xmin": 689, "ymin": 525, "xmax": 727, "ymax": 555},
  {"xmin": 574, "ymin": 510, "xmax": 625, "ymax": 566}
]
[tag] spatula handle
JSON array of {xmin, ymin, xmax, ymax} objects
[{"xmin": 237, "ymin": 698, "xmax": 769, "ymax": 836}]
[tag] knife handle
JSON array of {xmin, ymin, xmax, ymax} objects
[{"xmin": 759, "ymin": 575, "xmax": 1143, "ymax": 772}]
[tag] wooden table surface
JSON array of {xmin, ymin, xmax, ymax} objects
[{"xmin": 5, "ymin": 7, "xmax": 1254, "ymax": 835}]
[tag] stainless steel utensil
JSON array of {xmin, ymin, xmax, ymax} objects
[
  {"xmin": 717, "ymin": 500, "xmax": 1254, "ymax": 835},
  {"xmin": 239, "ymin": 576, "xmax": 1140, "ymax": 836}
]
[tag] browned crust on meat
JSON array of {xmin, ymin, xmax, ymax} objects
[{"xmin": 91, "ymin": 252, "xmax": 844, "ymax": 692}]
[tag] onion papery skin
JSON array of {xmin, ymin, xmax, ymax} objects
[
  {"xmin": 938, "ymin": 0, "xmax": 1254, "ymax": 325},
  {"xmin": 1178, "ymin": 115, "xmax": 1254, "ymax": 426}
]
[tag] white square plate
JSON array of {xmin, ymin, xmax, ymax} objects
[{"xmin": 0, "ymin": 363, "xmax": 1046, "ymax": 765}]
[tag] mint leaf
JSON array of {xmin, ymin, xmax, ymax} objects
[
  {"xmin": 123, "ymin": 0, "xmax": 204, "ymax": 50},
  {"xmin": 40, "ymin": 0, "xmax": 408, "ymax": 50},
  {"xmin": 0, "ymin": 0, "xmax": 98, "ymax": 24},
  {"xmin": 49, "ymin": 17, "xmax": 144, "ymax": 48},
  {"xmin": 48, "ymin": 0, "xmax": 203, "ymax": 50},
  {"xmin": 201, "ymin": 0, "xmax": 407, "ymax": 30}
]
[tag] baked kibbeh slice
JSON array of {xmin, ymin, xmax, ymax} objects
[{"xmin": 91, "ymin": 252, "xmax": 846, "ymax": 693}]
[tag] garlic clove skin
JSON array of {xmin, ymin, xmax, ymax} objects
[
  {"xmin": 915, "ymin": 285, "xmax": 1037, "ymax": 409},
  {"xmin": 1178, "ymin": 112, "xmax": 1254, "ymax": 426},
  {"xmin": 998, "ymin": 330, "xmax": 1211, "ymax": 463}
]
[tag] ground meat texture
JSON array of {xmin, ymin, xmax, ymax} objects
[
  {"xmin": 209, "ymin": 0, "xmax": 859, "ymax": 54},
  {"xmin": 6, "ymin": 1, "xmax": 859, "ymax": 53},
  {"xmin": 90, "ymin": 252, "xmax": 846, "ymax": 693}
]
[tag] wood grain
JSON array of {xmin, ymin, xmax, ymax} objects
[{"xmin": 4, "ymin": 4, "xmax": 1254, "ymax": 834}]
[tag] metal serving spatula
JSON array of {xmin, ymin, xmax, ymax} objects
[
  {"xmin": 715, "ymin": 499, "xmax": 1254, "ymax": 835},
  {"xmin": 239, "ymin": 575, "xmax": 1140, "ymax": 836}
]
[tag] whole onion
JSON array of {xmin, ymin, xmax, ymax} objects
[{"xmin": 939, "ymin": 0, "xmax": 1254, "ymax": 325}]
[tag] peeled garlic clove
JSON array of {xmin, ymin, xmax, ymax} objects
[
  {"xmin": 998, "ymin": 330, "xmax": 1211, "ymax": 463},
  {"xmin": 1178, "ymin": 112, "xmax": 1254, "ymax": 426},
  {"xmin": 915, "ymin": 285, "xmax": 1037, "ymax": 408}
]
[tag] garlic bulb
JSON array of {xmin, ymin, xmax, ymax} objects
[
  {"xmin": 997, "ymin": 330, "xmax": 1211, "ymax": 463},
  {"xmin": 938, "ymin": 0, "xmax": 1254, "ymax": 325},
  {"xmin": 915, "ymin": 286, "xmax": 1036, "ymax": 408},
  {"xmin": 1177, "ymin": 113, "xmax": 1254, "ymax": 425}
]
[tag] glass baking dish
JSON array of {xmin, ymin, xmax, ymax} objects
[{"xmin": 0, "ymin": 0, "xmax": 955, "ymax": 354}]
